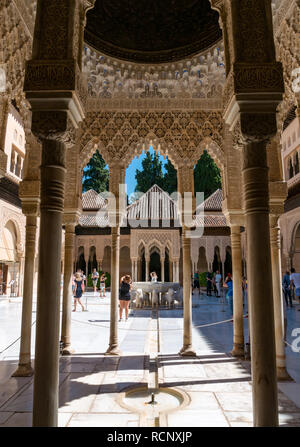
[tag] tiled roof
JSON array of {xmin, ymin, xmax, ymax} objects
[
  {"xmin": 194, "ymin": 214, "xmax": 227, "ymax": 227},
  {"xmin": 127, "ymin": 184, "xmax": 178, "ymax": 221},
  {"xmin": 79, "ymin": 187, "xmax": 226, "ymax": 228},
  {"xmin": 201, "ymin": 189, "xmax": 223, "ymax": 211},
  {"xmin": 82, "ymin": 189, "xmax": 107, "ymax": 210},
  {"xmin": 78, "ymin": 213, "xmax": 109, "ymax": 227}
]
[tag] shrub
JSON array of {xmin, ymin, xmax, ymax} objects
[{"xmin": 199, "ymin": 272, "xmax": 208, "ymax": 287}]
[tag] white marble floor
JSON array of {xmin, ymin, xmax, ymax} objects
[{"xmin": 0, "ymin": 291, "xmax": 299, "ymax": 427}]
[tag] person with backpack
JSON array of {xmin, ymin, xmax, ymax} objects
[
  {"xmin": 73, "ymin": 272, "xmax": 85, "ymax": 312},
  {"xmin": 223, "ymin": 273, "xmax": 233, "ymax": 316},
  {"xmin": 92, "ymin": 268, "xmax": 99, "ymax": 294},
  {"xmin": 282, "ymin": 271, "xmax": 292, "ymax": 307},
  {"xmin": 119, "ymin": 275, "xmax": 132, "ymax": 321}
]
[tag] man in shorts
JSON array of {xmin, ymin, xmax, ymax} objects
[
  {"xmin": 290, "ymin": 268, "xmax": 300, "ymax": 310},
  {"xmin": 92, "ymin": 268, "xmax": 99, "ymax": 294},
  {"xmin": 215, "ymin": 270, "xmax": 222, "ymax": 298},
  {"xmin": 100, "ymin": 273, "xmax": 107, "ymax": 298}
]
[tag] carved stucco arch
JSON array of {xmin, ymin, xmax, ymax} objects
[
  {"xmin": 79, "ymin": 111, "xmax": 225, "ymax": 170},
  {"xmin": 289, "ymin": 219, "xmax": 300, "ymax": 256},
  {"xmin": 1, "ymin": 216, "xmax": 24, "ymax": 256},
  {"xmin": 147, "ymin": 239, "xmax": 165, "ymax": 258}
]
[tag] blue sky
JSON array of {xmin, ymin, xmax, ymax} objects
[{"xmin": 125, "ymin": 146, "xmax": 168, "ymax": 198}]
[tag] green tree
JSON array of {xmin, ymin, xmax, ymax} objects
[
  {"xmin": 135, "ymin": 151, "xmax": 165, "ymax": 193},
  {"xmin": 194, "ymin": 150, "xmax": 221, "ymax": 199},
  {"xmin": 162, "ymin": 160, "xmax": 177, "ymax": 195},
  {"xmin": 82, "ymin": 150, "xmax": 109, "ymax": 193}
]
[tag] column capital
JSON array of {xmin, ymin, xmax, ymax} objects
[
  {"xmin": 63, "ymin": 210, "xmax": 81, "ymax": 226},
  {"xmin": 223, "ymin": 210, "xmax": 244, "ymax": 227},
  {"xmin": 269, "ymin": 181, "xmax": 288, "ymax": 218},
  {"xmin": 23, "ymin": 1, "xmax": 93, "ymax": 144}
]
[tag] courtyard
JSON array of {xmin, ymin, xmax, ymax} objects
[{"xmin": 0, "ymin": 292, "xmax": 299, "ymax": 427}]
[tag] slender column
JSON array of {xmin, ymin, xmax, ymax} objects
[
  {"xmin": 135, "ymin": 260, "xmax": 138, "ymax": 282},
  {"xmin": 33, "ymin": 139, "xmax": 66, "ymax": 427},
  {"xmin": 161, "ymin": 257, "xmax": 165, "ymax": 282},
  {"xmin": 145, "ymin": 257, "xmax": 150, "ymax": 282},
  {"xmin": 0, "ymin": 94, "xmax": 9, "ymax": 176},
  {"xmin": 242, "ymin": 141, "xmax": 278, "ymax": 427},
  {"xmin": 230, "ymin": 225, "xmax": 244, "ymax": 357},
  {"xmin": 131, "ymin": 259, "xmax": 134, "ymax": 281},
  {"xmin": 270, "ymin": 220, "xmax": 292, "ymax": 381},
  {"xmin": 98, "ymin": 259, "xmax": 103, "ymax": 272},
  {"xmin": 176, "ymin": 260, "xmax": 180, "ymax": 283},
  {"xmin": 61, "ymin": 223, "xmax": 75, "ymax": 355},
  {"xmin": 172, "ymin": 261, "xmax": 175, "ymax": 282},
  {"xmin": 179, "ymin": 231, "xmax": 196, "ymax": 356},
  {"xmin": 106, "ymin": 226, "xmax": 121, "ymax": 355},
  {"xmin": 12, "ymin": 214, "xmax": 38, "ymax": 377}
]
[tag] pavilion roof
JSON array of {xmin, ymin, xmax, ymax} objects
[{"xmin": 79, "ymin": 186, "xmax": 226, "ymax": 228}]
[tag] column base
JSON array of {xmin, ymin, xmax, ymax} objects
[
  {"xmin": 277, "ymin": 366, "xmax": 293, "ymax": 382},
  {"xmin": 12, "ymin": 363, "xmax": 34, "ymax": 377},
  {"xmin": 62, "ymin": 346, "xmax": 75, "ymax": 356},
  {"xmin": 179, "ymin": 346, "xmax": 197, "ymax": 357},
  {"xmin": 231, "ymin": 343, "xmax": 245, "ymax": 358},
  {"xmin": 105, "ymin": 345, "xmax": 122, "ymax": 356}
]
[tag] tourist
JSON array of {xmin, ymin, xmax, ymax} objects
[
  {"xmin": 100, "ymin": 273, "xmax": 107, "ymax": 298},
  {"xmin": 193, "ymin": 271, "xmax": 200, "ymax": 294},
  {"xmin": 215, "ymin": 270, "xmax": 222, "ymax": 297},
  {"xmin": 119, "ymin": 275, "xmax": 132, "ymax": 321},
  {"xmin": 150, "ymin": 271, "xmax": 158, "ymax": 282},
  {"xmin": 223, "ymin": 273, "xmax": 233, "ymax": 316},
  {"xmin": 212, "ymin": 272, "xmax": 218, "ymax": 296},
  {"xmin": 206, "ymin": 271, "xmax": 212, "ymax": 296},
  {"xmin": 290, "ymin": 268, "xmax": 300, "ymax": 310},
  {"xmin": 282, "ymin": 271, "xmax": 292, "ymax": 307},
  {"xmin": 242, "ymin": 276, "xmax": 248, "ymax": 315},
  {"xmin": 73, "ymin": 272, "xmax": 85, "ymax": 312},
  {"xmin": 92, "ymin": 268, "xmax": 99, "ymax": 294}
]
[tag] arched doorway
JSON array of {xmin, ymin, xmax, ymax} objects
[
  {"xmin": 88, "ymin": 246, "xmax": 97, "ymax": 275},
  {"xmin": 0, "ymin": 220, "xmax": 20, "ymax": 296},
  {"xmin": 291, "ymin": 223, "xmax": 300, "ymax": 271},
  {"xmin": 224, "ymin": 246, "xmax": 232, "ymax": 276},
  {"xmin": 120, "ymin": 246, "xmax": 131, "ymax": 278},
  {"xmin": 197, "ymin": 246, "xmax": 208, "ymax": 273},
  {"xmin": 150, "ymin": 249, "xmax": 161, "ymax": 280},
  {"xmin": 102, "ymin": 246, "xmax": 111, "ymax": 275},
  {"xmin": 213, "ymin": 246, "xmax": 221, "ymax": 273}
]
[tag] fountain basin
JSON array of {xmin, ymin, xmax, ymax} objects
[{"xmin": 117, "ymin": 385, "xmax": 190, "ymax": 426}]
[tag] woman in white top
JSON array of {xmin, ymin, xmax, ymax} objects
[{"xmin": 150, "ymin": 271, "xmax": 158, "ymax": 282}]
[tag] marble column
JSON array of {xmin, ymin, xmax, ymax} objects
[
  {"xmin": 242, "ymin": 141, "xmax": 278, "ymax": 427},
  {"xmin": 179, "ymin": 231, "xmax": 196, "ymax": 356},
  {"xmin": 135, "ymin": 260, "xmax": 138, "ymax": 282},
  {"xmin": 270, "ymin": 219, "xmax": 291, "ymax": 381},
  {"xmin": 161, "ymin": 257, "xmax": 165, "ymax": 282},
  {"xmin": 145, "ymin": 257, "xmax": 150, "ymax": 282},
  {"xmin": 230, "ymin": 225, "xmax": 244, "ymax": 357},
  {"xmin": 33, "ymin": 139, "xmax": 66, "ymax": 427},
  {"xmin": 12, "ymin": 214, "xmax": 38, "ymax": 377},
  {"xmin": 172, "ymin": 261, "xmax": 175, "ymax": 282},
  {"xmin": 106, "ymin": 225, "xmax": 121, "ymax": 355},
  {"xmin": 61, "ymin": 223, "xmax": 76, "ymax": 356},
  {"xmin": 0, "ymin": 94, "xmax": 9, "ymax": 176},
  {"xmin": 176, "ymin": 260, "xmax": 180, "ymax": 283}
]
